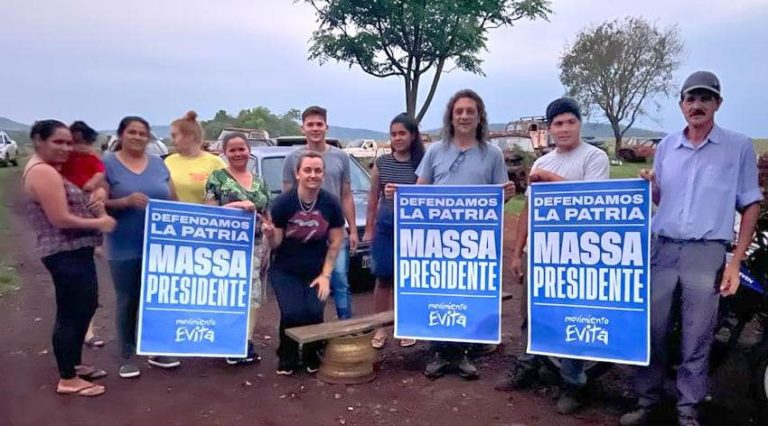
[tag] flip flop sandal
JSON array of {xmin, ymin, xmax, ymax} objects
[
  {"xmin": 56, "ymin": 384, "xmax": 106, "ymax": 397},
  {"xmin": 84, "ymin": 337, "xmax": 105, "ymax": 348},
  {"xmin": 399, "ymin": 339, "xmax": 417, "ymax": 348},
  {"xmin": 371, "ymin": 334, "xmax": 387, "ymax": 349},
  {"xmin": 77, "ymin": 368, "xmax": 108, "ymax": 380}
]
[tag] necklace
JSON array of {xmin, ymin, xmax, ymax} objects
[{"xmin": 299, "ymin": 194, "xmax": 318, "ymax": 213}]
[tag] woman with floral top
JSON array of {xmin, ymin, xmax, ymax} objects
[{"xmin": 204, "ymin": 132, "xmax": 270, "ymax": 366}]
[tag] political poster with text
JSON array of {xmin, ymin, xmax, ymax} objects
[
  {"xmin": 527, "ymin": 179, "xmax": 651, "ymax": 365},
  {"xmin": 394, "ymin": 185, "xmax": 504, "ymax": 344},
  {"xmin": 137, "ymin": 200, "xmax": 255, "ymax": 357}
]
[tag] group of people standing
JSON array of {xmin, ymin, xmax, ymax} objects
[{"xmin": 20, "ymin": 71, "xmax": 762, "ymax": 426}]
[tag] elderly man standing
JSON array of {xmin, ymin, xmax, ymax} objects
[{"xmin": 621, "ymin": 71, "xmax": 762, "ymax": 426}]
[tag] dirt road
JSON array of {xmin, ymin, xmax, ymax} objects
[{"xmin": 0, "ymin": 168, "xmax": 761, "ymax": 425}]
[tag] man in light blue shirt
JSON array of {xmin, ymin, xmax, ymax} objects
[
  {"xmin": 621, "ymin": 71, "xmax": 762, "ymax": 426},
  {"xmin": 389, "ymin": 89, "xmax": 515, "ymax": 380}
]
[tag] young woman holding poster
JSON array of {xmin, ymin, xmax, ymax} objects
[
  {"xmin": 363, "ymin": 113, "xmax": 424, "ymax": 349},
  {"xmin": 104, "ymin": 116, "xmax": 179, "ymax": 378},
  {"xmin": 165, "ymin": 111, "xmax": 226, "ymax": 204},
  {"xmin": 23, "ymin": 120, "xmax": 116, "ymax": 397},
  {"xmin": 204, "ymin": 132, "xmax": 270, "ymax": 366},
  {"xmin": 263, "ymin": 151, "xmax": 344, "ymax": 376}
]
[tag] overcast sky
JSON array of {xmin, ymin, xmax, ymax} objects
[{"xmin": 1, "ymin": 0, "xmax": 766, "ymax": 136}]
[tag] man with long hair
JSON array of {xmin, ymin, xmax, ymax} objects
[{"xmin": 407, "ymin": 89, "xmax": 515, "ymax": 379}]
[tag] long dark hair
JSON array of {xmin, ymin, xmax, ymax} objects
[
  {"xmin": 441, "ymin": 89, "xmax": 489, "ymax": 144},
  {"xmin": 390, "ymin": 113, "xmax": 425, "ymax": 169}
]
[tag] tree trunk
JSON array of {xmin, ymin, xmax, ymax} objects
[
  {"xmin": 404, "ymin": 77, "xmax": 417, "ymax": 119},
  {"xmin": 610, "ymin": 118, "xmax": 623, "ymax": 159}
]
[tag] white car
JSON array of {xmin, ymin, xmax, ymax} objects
[{"xmin": 0, "ymin": 131, "xmax": 19, "ymax": 167}]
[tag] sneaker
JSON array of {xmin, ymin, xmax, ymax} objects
[
  {"xmin": 148, "ymin": 356, "xmax": 181, "ymax": 369},
  {"xmin": 226, "ymin": 342, "xmax": 262, "ymax": 366},
  {"xmin": 556, "ymin": 386, "xmax": 585, "ymax": 415},
  {"xmin": 619, "ymin": 406, "xmax": 653, "ymax": 426},
  {"xmin": 276, "ymin": 358, "xmax": 296, "ymax": 376},
  {"xmin": 494, "ymin": 362, "xmax": 538, "ymax": 391},
  {"xmin": 276, "ymin": 367, "xmax": 294, "ymax": 376},
  {"xmin": 677, "ymin": 414, "xmax": 701, "ymax": 426},
  {"xmin": 305, "ymin": 357, "xmax": 321, "ymax": 374},
  {"xmin": 118, "ymin": 362, "xmax": 141, "ymax": 379},
  {"xmin": 456, "ymin": 352, "xmax": 479, "ymax": 380},
  {"xmin": 424, "ymin": 352, "xmax": 450, "ymax": 379}
]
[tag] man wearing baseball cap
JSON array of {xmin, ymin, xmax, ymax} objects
[{"xmin": 621, "ymin": 71, "xmax": 762, "ymax": 425}]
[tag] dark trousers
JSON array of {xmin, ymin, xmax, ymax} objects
[
  {"xmin": 41, "ymin": 247, "xmax": 98, "ymax": 379},
  {"xmin": 270, "ymin": 268, "xmax": 325, "ymax": 367},
  {"xmin": 635, "ymin": 238, "xmax": 725, "ymax": 417},
  {"xmin": 109, "ymin": 258, "xmax": 142, "ymax": 360},
  {"xmin": 430, "ymin": 341, "xmax": 472, "ymax": 360}
]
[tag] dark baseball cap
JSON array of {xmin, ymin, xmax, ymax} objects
[{"xmin": 681, "ymin": 71, "xmax": 721, "ymax": 96}]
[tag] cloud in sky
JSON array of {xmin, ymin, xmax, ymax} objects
[{"xmin": 1, "ymin": 0, "xmax": 766, "ymax": 136}]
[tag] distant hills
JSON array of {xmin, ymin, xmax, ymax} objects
[
  {"xmin": 1, "ymin": 116, "xmax": 665, "ymax": 143},
  {"xmin": 0, "ymin": 117, "xmax": 29, "ymax": 131}
]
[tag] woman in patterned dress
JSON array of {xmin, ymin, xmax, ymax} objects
[{"xmin": 204, "ymin": 133, "xmax": 270, "ymax": 366}]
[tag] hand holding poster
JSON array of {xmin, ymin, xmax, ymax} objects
[
  {"xmin": 137, "ymin": 200, "xmax": 255, "ymax": 357},
  {"xmin": 394, "ymin": 185, "xmax": 504, "ymax": 344},
  {"xmin": 527, "ymin": 179, "xmax": 651, "ymax": 365}
]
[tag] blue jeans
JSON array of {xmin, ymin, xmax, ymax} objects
[
  {"xmin": 109, "ymin": 258, "xmax": 142, "ymax": 360},
  {"xmin": 331, "ymin": 239, "xmax": 352, "ymax": 319}
]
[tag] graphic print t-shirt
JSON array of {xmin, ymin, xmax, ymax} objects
[{"xmin": 270, "ymin": 188, "xmax": 344, "ymax": 278}]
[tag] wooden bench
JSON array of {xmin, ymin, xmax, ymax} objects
[{"xmin": 285, "ymin": 291, "xmax": 515, "ymax": 384}]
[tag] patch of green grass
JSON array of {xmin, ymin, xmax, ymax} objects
[
  {"xmin": 0, "ymin": 263, "xmax": 19, "ymax": 297},
  {"xmin": 754, "ymin": 139, "xmax": 768, "ymax": 154},
  {"xmin": 504, "ymin": 195, "xmax": 526, "ymax": 215},
  {"xmin": 610, "ymin": 161, "xmax": 649, "ymax": 179},
  {"xmin": 0, "ymin": 165, "xmax": 20, "ymax": 297}
]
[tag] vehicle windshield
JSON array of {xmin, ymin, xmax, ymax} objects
[{"xmin": 260, "ymin": 157, "xmax": 285, "ymax": 196}]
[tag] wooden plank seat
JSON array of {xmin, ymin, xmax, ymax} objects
[{"xmin": 284, "ymin": 291, "xmax": 514, "ymax": 384}]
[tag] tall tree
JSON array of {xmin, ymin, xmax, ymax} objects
[
  {"xmin": 201, "ymin": 107, "xmax": 301, "ymax": 139},
  {"xmin": 559, "ymin": 17, "xmax": 684, "ymax": 153},
  {"xmin": 303, "ymin": 0, "xmax": 551, "ymax": 122}
]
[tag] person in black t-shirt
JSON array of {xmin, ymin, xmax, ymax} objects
[{"xmin": 263, "ymin": 151, "xmax": 344, "ymax": 376}]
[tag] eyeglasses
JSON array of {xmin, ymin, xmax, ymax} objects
[{"xmin": 449, "ymin": 151, "xmax": 467, "ymax": 172}]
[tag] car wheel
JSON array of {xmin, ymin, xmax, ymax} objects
[{"xmin": 9, "ymin": 155, "xmax": 18, "ymax": 166}]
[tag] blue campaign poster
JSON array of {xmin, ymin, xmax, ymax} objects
[
  {"xmin": 137, "ymin": 200, "xmax": 255, "ymax": 357},
  {"xmin": 394, "ymin": 185, "xmax": 504, "ymax": 344},
  {"xmin": 527, "ymin": 179, "xmax": 651, "ymax": 365}
]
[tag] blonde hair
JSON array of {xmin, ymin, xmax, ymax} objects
[{"xmin": 171, "ymin": 110, "xmax": 204, "ymax": 144}]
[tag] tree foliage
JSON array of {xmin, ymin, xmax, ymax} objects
[
  {"xmin": 201, "ymin": 107, "xmax": 301, "ymax": 140},
  {"xmin": 559, "ymin": 17, "xmax": 684, "ymax": 152},
  {"xmin": 303, "ymin": 0, "xmax": 551, "ymax": 122}
]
